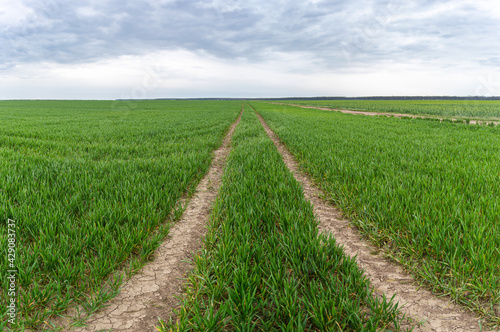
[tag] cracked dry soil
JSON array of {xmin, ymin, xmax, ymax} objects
[
  {"xmin": 62, "ymin": 111, "xmax": 242, "ymax": 332},
  {"xmin": 256, "ymin": 111, "xmax": 494, "ymax": 332}
]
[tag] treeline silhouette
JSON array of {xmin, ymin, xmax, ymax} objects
[{"xmin": 149, "ymin": 96, "xmax": 500, "ymax": 101}]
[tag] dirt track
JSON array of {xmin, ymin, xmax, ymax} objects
[
  {"xmin": 59, "ymin": 109, "xmax": 242, "ymax": 332},
  {"xmin": 268, "ymin": 102, "xmax": 500, "ymax": 126},
  {"xmin": 255, "ymin": 110, "xmax": 494, "ymax": 332}
]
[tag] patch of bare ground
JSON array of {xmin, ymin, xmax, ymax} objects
[
  {"xmin": 56, "ymin": 109, "xmax": 243, "ymax": 332},
  {"xmin": 255, "ymin": 111, "xmax": 496, "ymax": 332},
  {"xmin": 267, "ymin": 102, "xmax": 500, "ymax": 126}
]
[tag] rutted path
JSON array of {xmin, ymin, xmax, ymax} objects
[
  {"xmin": 267, "ymin": 102, "xmax": 500, "ymax": 126},
  {"xmin": 66, "ymin": 109, "xmax": 242, "ymax": 332},
  {"xmin": 255, "ymin": 109, "xmax": 494, "ymax": 332}
]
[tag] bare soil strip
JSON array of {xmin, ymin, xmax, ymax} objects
[
  {"xmin": 255, "ymin": 111, "xmax": 494, "ymax": 332},
  {"xmin": 64, "ymin": 110, "xmax": 243, "ymax": 332},
  {"xmin": 267, "ymin": 102, "xmax": 500, "ymax": 126}
]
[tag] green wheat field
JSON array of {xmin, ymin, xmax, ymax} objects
[{"xmin": 1, "ymin": 99, "xmax": 499, "ymax": 330}]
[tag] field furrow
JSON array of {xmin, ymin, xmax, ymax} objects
[
  {"xmin": 254, "ymin": 105, "xmax": 489, "ymax": 331},
  {"xmin": 254, "ymin": 101, "xmax": 500, "ymax": 327},
  {"xmin": 0, "ymin": 101, "xmax": 241, "ymax": 330},
  {"xmin": 163, "ymin": 106, "xmax": 404, "ymax": 331},
  {"xmin": 65, "ymin": 107, "xmax": 243, "ymax": 332}
]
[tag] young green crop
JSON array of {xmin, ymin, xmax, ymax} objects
[
  {"xmin": 163, "ymin": 106, "xmax": 404, "ymax": 331},
  {"xmin": 0, "ymin": 100, "xmax": 241, "ymax": 330},
  {"xmin": 254, "ymin": 101, "xmax": 500, "ymax": 324},
  {"xmin": 281, "ymin": 99, "xmax": 500, "ymax": 120}
]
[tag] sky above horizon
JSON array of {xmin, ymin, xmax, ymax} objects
[{"xmin": 1, "ymin": 0, "xmax": 500, "ymax": 99}]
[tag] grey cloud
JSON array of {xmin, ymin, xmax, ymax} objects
[{"xmin": 1, "ymin": 0, "xmax": 500, "ymax": 72}]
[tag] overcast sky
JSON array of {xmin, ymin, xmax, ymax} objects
[{"xmin": 1, "ymin": 0, "xmax": 500, "ymax": 99}]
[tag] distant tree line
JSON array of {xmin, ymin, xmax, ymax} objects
[
  {"xmin": 258, "ymin": 96, "xmax": 500, "ymax": 101},
  {"xmin": 118, "ymin": 96, "xmax": 500, "ymax": 101}
]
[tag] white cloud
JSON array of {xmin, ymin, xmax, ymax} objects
[
  {"xmin": 75, "ymin": 6, "xmax": 101, "ymax": 18},
  {"xmin": 0, "ymin": 0, "xmax": 34, "ymax": 27},
  {"xmin": 463, "ymin": 0, "xmax": 500, "ymax": 19},
  {"xmin": 197, "ymin": 0, "xmax": 244, "ymax": 13},
  {"xmin": 0, "ymin": 49, "xmax": 493, "ymax": 99}
]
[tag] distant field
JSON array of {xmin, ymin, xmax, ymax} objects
[
  {"xmin": 254, "ymin": 101, "xmax": 500, "ymax": 323},
  {"xmin": 279, "ymin": 99, "xmax": 500, "ymax": 119},
  {"xmin": 0, "ymin": 100, "xmax": 240, "ymax": 329}
]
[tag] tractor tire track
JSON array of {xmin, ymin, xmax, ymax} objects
[
  {"xmin": 62, "ymin": 108, "xmax": 242, "ymax": 332},
  {"xmin": 255, "ymin": 109, "xmax": 493, "ymax": 332}
]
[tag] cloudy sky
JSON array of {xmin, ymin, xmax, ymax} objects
[{"xmin": 1, "ymin": 0, "xmax": 500, "ymax": 99}]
